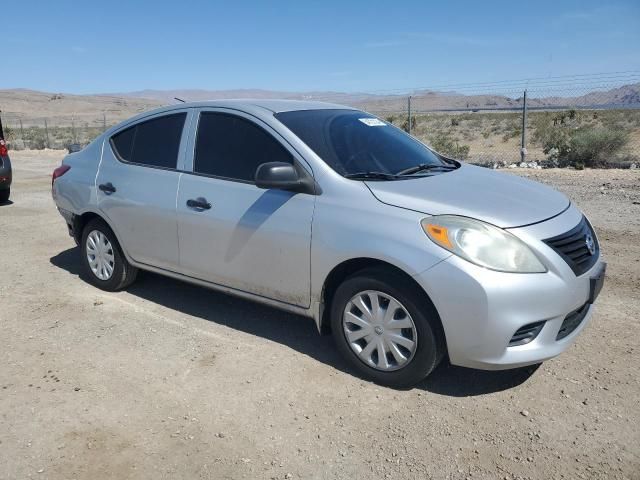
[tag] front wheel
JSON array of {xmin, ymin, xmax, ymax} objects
[
  {"xmin": 80, "ymin": 218, "xmax": 138, "ymax": 291},
  {"xmin": 331, "ymin": 268, "xmax": 444, "ymax": 387}
]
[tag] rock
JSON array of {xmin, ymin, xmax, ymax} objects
[
  {"xmin": 630, "ymin": 163, "xmax": 637, "ymax": 169},
  {"xmin": 520, "ymin": 410, "xmax": 530, "ymax": 417}
]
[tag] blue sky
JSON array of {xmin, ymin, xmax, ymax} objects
[{"xmin": 2, "ymin": 0, "xmax": 639, "ymax": 94}]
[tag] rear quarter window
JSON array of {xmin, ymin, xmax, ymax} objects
[
  {"xmin": 111, "ymin": 127, "xmax": 135, "ymax": 161},
  {"xmin": 110, "ymin": 113, "xmax": 186, "ymax": 169}
]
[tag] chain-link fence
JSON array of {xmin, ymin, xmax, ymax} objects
[
  {"xmin": 0, "ymin": 113, "xmax": 114, "ymax": 151},
  {"xmin": 365, "ymin": 80, "xmax": 640, "ymax": 168},
  {"xmin": 1, "ymin": 76, "xmax": 639, "ymax": 167}
]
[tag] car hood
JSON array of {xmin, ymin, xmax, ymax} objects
[{"xmin": 365, "ymin": 163, "xmax": 570, "ymax": 228}]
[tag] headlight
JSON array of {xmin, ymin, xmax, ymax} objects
[{"xmin": 421, "ymin": 215, "xmax": 547, "ymax": 273}]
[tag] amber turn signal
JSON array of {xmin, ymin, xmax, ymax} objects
[{"xmin": 423, "ymin": 223, "xmax": 453, "ymax": 249}]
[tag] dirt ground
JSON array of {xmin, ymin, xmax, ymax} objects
[{"xmin": 1, "ymin": 150, "xmax": 639, "ymax": 480}]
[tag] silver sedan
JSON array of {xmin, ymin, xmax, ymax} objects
[{"xmin": 51, "ymin": 100, "xmax": 605, "ymax": 387}]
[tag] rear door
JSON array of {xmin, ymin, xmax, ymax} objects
[
  {"xmin": 176, "ymin": 109, "xmax": 315, "ymax": 307},
  {"xmin": 96, "ymin": 110, "xmax": 192, "ymax": 270}
]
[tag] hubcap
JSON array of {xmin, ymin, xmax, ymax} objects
[
  {"xmin": 342, "ymin": 290, "xmax": 417, "ymax": 371},
  {"xmin": 86, "ymin": 230, "xmax": 115, "ymax": 281}
]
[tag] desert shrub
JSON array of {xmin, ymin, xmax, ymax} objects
[
  {"xmin": 30, "ymin": 136, "xmax": 47, "ymax": 150},
  {"xmin": 21, "ymin": 127, "xmax": 48, "ymax": 150},
  {"xmin": 533, "ymin": 113, "xmax": 570, "ymax": 151},
  {"xmin": 540, "ymin": 127, "xmax": 571, "ymax": 158},
  {"xmin": 2, "ymin": 125, "xmax": 16, "ymax": 143},
  {"xmin": 385, "ymin": 115, "xmax": 396, "ymax": 123},
  {"xmin": 401, "ymin": 116, "xmax": 417, "ymax": 132},
  {"xmin": 539, "ymin": 125, "xmax": 628, "ymax": 168},
  {"xmin": 450, "ymin": 117, "xmax": 459, "ymax": 127},
  {"xmin": 565, "ymin": 127, "xmax": 628, "ymax": 167},
  {"xmin": 429, "ymin": 134, "xmax": 470, "ymax": 160},
  {"xmin": 502, "ymin": 126, "xmax": 521, "ymax": 142}
]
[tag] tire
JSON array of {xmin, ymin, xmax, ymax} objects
[
  {"xmin": 0, "ymin": 188, "xmax": 9, "ymax": 204},
  {"xmin": 331, "ymin": 267, "xmax": 444, "ymax": 388},
  {"xmin": 80, "ymin": 218, "xmax": 138, "ymax": 291}
]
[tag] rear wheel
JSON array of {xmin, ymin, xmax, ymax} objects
[
  {"xmin": 80, "ymin": 218, "xmax": 138, "ymax": 291},
  {"xmin": 0, "ymin": 189, "xmax": 9, "ymax": 203},
  {"xmin": 331, "ymin": 268, "xmax": 444, "ymax": 387}
]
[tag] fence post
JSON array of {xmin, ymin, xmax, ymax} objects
[
  {"xmin": 407, "ymin": 96, "xmax": 412, "ymax": 134},
  {"xmin": 520, "ymin": 90, "xmax": 527, "ymax": 163},
  {"xmin": 44, "ymin": 119, "xmax": 50, "ymax": 149}
]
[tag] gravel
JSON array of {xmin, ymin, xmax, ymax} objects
[{"xmin": 0, "ymin": 152, "xmax": 638, "ymax": 479}]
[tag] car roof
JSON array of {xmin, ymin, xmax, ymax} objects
[
  {"xmin": 215, "ymin": 99, "xmax": 357, "ymax": 113},
  {"xmin": 104, "ymin": 99, "xmax": 360, "ymax": 136},
  {"xmin": 157, "ymin": 99, "xmax": 357, "ymax": 114}
]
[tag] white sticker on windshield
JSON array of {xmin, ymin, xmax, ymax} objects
[{"xmin": 359, "ymin": 118, "xmax": 387, "ymax": 127}]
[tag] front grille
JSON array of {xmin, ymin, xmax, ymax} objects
[
  {"xmin": 509, "ymin": 321, "xmax": 545, "ymax": 347},
  {"xmin": 543, "ymin": 216, "xmax": 599, "ymax": 276},
  {"xmin": 556, "ymin": 302, "xmax": 590, "ymax": 340}
]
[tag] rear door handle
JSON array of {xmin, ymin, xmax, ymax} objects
[
  {"xmin": 186, "ymin": 197, "xmax": 212, "ymax": 210},
  {"xmin": 98, "ymin": 182, "xmax": 116, "ymax": 194}
]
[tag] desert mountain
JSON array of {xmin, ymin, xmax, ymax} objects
[{"xmin": 1, "ymin": 83, "xmax": 638, "ymax": 126}]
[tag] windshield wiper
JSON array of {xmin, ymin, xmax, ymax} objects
[
  {"xmin": 396, "ymin": 163, "xmax": 457, "ymax": 176},
  {"xmin": 343, "ymin": 171, "xmax": 403, "ymax": 181}
]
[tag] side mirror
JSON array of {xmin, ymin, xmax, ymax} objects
[{"xmin": 255, "ymin": 162, "xmax": 301, "ymax": 191}]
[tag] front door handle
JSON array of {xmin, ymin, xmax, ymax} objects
[
  {"xmin": 186, "ymin": 197, "xmax": 212, "ymax": 210},
  {"xmin": 98, "ymin": 182, "xmax": 116, "ymax": 194}
]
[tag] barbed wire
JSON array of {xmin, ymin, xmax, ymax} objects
[{"xmin": 364, "ymin": 71, "xmax": 640, "ymax": 95}]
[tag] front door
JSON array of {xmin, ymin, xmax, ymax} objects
[{"xmin": 176, "ymin": 110, "xmax": 315, "ymax": 307}]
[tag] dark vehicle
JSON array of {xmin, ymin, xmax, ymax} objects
[{"xmin": 0, "ymin": 113, "xmax": 11, "ymax": 203}]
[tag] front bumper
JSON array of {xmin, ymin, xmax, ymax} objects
[{"xmin": 414, "ymin": 205, "xmax": 604, "ymax": 370}]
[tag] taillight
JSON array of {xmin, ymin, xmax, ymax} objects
[
  {"xmin": 0, "ymin": 139, "xmax": 8, "ymax": 157},
  {"xmin": 52, "ymin": 164, "xmax": 71, "ymax": 187}
]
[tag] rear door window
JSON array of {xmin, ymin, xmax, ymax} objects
[
  {"xmin": 111, "ymin": 113, "xmax": 186, "ymax": 169},
  {"xmin": 193, "ymin": 112, "xmax": 292, "ymax": 182}
]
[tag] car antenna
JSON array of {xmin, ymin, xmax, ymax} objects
[{"xmin": 174, "ymin": 97, "xmax": 186, "ymax": 103}]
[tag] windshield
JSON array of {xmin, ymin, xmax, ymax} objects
[{"xmin": 275, "ymin": 109, "xmax": 448, "ymax": 177}]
